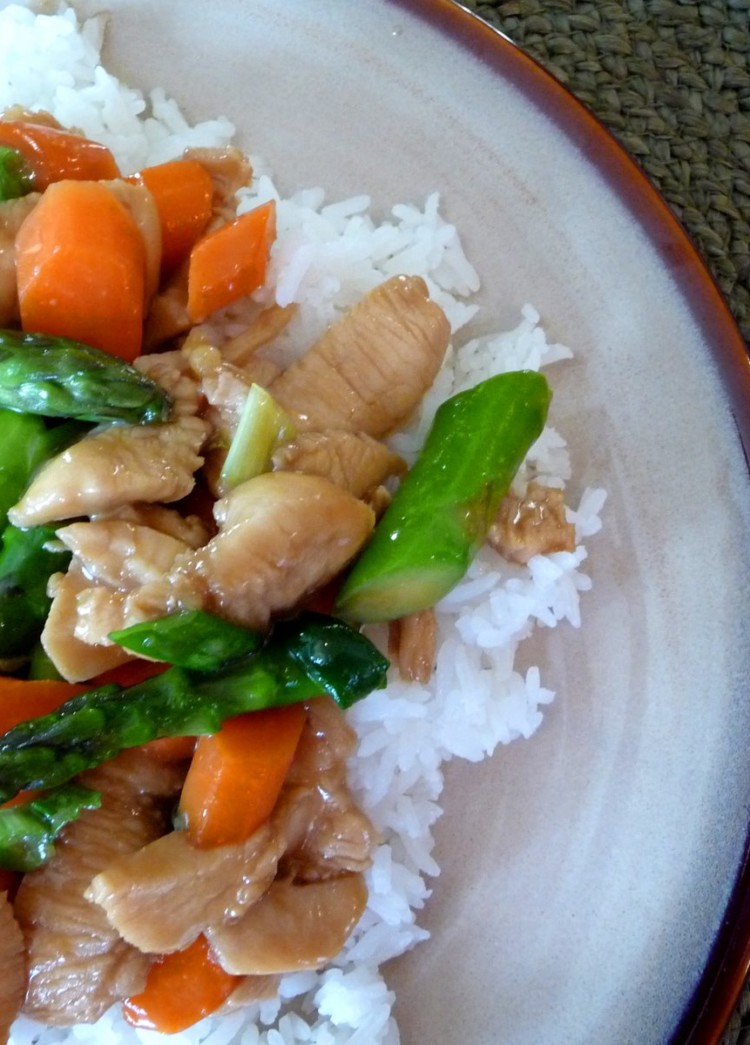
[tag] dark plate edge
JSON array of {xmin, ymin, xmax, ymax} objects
[{"xmin": 386, "ymin": 1, "xmax": 750, "ymax": 1041}]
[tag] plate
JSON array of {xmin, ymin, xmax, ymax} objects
[{"xmin": 86, "ymin": 0, "xmax": 750, "ymax": 1041}]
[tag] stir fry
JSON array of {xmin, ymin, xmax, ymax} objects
[{"xmin": 0, "ymin": 110, "xmax": 576, "ymax": 1037}]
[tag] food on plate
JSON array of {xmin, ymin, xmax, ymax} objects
[
  {"xmin": 336, "ymin": 370, "xmax": 552, "ymax": 621},
  {"xmin": 0, "ymin": 5, "xmax": 605, "ymax": 1044},
  {"xmin": 0, "ymin": 890, "xmax": 25, "ymax": 1040},
  {"xmin": 0, "ymin": 613, "xmax": 389, "ymax": 803},
  {"xmin": 0, "ymin": 330, "xmax": 171, "ymax": 423}
]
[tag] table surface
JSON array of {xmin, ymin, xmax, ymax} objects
[{"xmin": 463, "ymin": 1, "xmax": 750, "ymax": 1041}]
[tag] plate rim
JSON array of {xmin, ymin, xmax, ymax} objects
[{"xmin": 390, "ymin": 0, "xmax": 750, "ymax": 1039}]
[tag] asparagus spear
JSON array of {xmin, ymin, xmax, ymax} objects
[
  {"xmin": 335, "ymin": 370, "xmax": 551, "ymax": 622},
  {"xmin": 0, "ymin": 410, "xmax": 88, "ymax": 530},
  {"xmin": 0, "ymin": 411, "xmax": 87, "ymax": 662},
  {"xmin": 0, "ymin": 146, "xmax": 33, "ymax": 201},
  {"xmin": 0, "ymin": 330, "xmax": 171, "ymax": 424},
  {"xmin": 0, "ymin": 524, "xmax": 70, "ymax": 661},
  {"xmin": 0, "ymin": 612, "xmax": 389, "ymax": 803},
  {"xmin": 109, "ymin": 609, "xmax": 263, "ymax": 671},
  {"xmin": 0, "ymin": 783, "xmax": 101, "ymax": 871},
  {"xmin": 0, "ymin": 410, "xmax": 51, "ymax": 531}
]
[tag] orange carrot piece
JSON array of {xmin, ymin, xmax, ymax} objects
[
  {"xmin": 129, "ymin": 159, "xmax": 213, "ymax": 276},
  {"xmin": 140, "ymin": 735, "xmax": 197, "ymax": 764},
  {"xmin": 123, "ymin": 934, "xmax": 241, "ymax": 1033},
  {"xmin": 179, "ymin": 703, "xmax": 306, "ymax": 848},
  {"xmin": 0, "ymin": 121, "xmax": 119, "ymax": 191},
  {"xmin": 0, "ymin": 679, "xmax": 86, "ymax": 846},
  {"xmin": 0, "ymin": 678, "xmax": 87, "ymax": 736},
  {"xmin": 186, "ymin": 199, "xmax": 276, "ymax": 323},
  {"xmin": 15, "ymin": 179, "xmax": 146, "ymax": 362},
  {"xmin": 1, "ymin": 790, "xmax": 41, "ymax": 809}
]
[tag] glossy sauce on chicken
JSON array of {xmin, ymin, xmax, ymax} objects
[{"xmin": 0, "ymin": 108, "xmax": 574, "ymax": 1036}]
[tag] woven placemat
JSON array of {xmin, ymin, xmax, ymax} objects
[
  {"xmin": 463, "ymin": 1, "xmax": 750, "ymax": 1041},
  {"xmin": 465, "ymin": 0, "xmax": 750, "ymax": 348}
]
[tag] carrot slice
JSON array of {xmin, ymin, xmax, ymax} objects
[
  {"xmin": 15, "ymin": 179, "xmax": 146, "ymax": 361},
  {"xmin": 123, "ymin": 934, "xmax": 241, "ymax": 1033},
  {"xmin": 0, "ymin": 678, "xmax": 87, "ymax": 736},
  {"xmin": 0, "ymin": 680, "xmax": 87, "ymax": 849},
  {"xmin": 129, "ymin": 159, "xmax": 214, "ymax": 276},
  {"xmin": 186, "ymin": 199, "xmax": 276, "ymax": 323},
  {"xmin": 1, "ymin": 790, "xmax": 41, "ymax": 809},
  {"xmin": 179, "ymin": 703, "xmax": 306, "ymax": 848},
  {"xmin": 140, "ymin": 735, "xmax": 197, "ymax": 763},
  {"xmin": 0, "ymin": 121, "xmax": 119, "ymax": 191}
]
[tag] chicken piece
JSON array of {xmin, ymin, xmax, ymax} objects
[
  {"xmin": 57, "ymin": 520, "xmax": 190, "ymax": 590},
  {"xmin": 43, "ymin": 525, "xmax": 204, "ymax": 667},
  {"xmin": 89, "ymin": 700, "xmax": 374, "ymax": 956},
  {"xmin": 269, "ymin": 275, "xmax": 450, "ymax": 437},
  {"xmin": 134, "ymin": 349, "xmax": 203, "ymax": 418},
  {"xmin": 388, "ymin": 608, "xmax": 437, "ymax": 684},
  {"xmin": 43, "ymin": 521, "xmax": 201, "ymax": 680},
  {"xmin": 87, "ymin": 820, "xmax": 286, "ymax": 955},
  {"xmin": 221, "ymin": 304, "xmax": 297, "ymax": 369},
  {"xmin": 143, "ymin": 268, "xmax": 191, "ymax": 349},
  {"xmin": 179, "ymin": 331, "xmax": 281, "ymax": 443},
  {"xmin": 136, "ymin": 334, "xmax": 279, "ymax": 448},
  {"xmin": 208, "ymin": 874, "xmax": 367, "ymax": 976},
  {"xmin": 0, "ymin": 892, "xmax": 26, "ymax": 1041},
  {"xmin": 365, "ymin": 483, "xmax": 393, "ymax": 518},
  {"xmin": 278, "ymin": 785, "xmax": 373, "ymax": 883},
  {"xmin": 14, "ymin": 751, "xmax": 184, "ymax": 1026},
  {"xmin": 1, "ymin": 106, "xmax": 63, "ymax": 127},
  {"xmin": 240, "ymin": 354, "xmax": 283, "ymax": 389},
  {"xmin": 184, "ymin": 471, "xmax": 374, "ymax": 630},
  {"xmin": 273, "ymin": 429, "xmax": 406, "ymax": 498},
  {"xmin": 181, "ymin": 333, "xmax": 252, "ymax": 440},
  {"xmin": 183, "ymin": 146, "xmax": 253, "ymax": 224},
  {"xmin": 9, "ymin": 416, "xmax": 208, "ymax": 527},
  {"xmin": 95, "ymin": 503, "xmax": 211, "ymax": 548},
  {"xmin": 140, "ymin": 330, "xmax": 278, "ymax": 495},
  {"xmin": 200, "ymin": 445, "xmax": 230, "ymax": 500},
  {"xmin": 218, "ymin": 974, "xmax": 280, "ymax": 1013},
  {"xmin": 488, "ymin": 481, "xmax": 576, "ymax": 565},
  {"xmin": 41, "ymin": 463, "xmax": 373, "ymax": 670},
  {"xmin": 0, "ymin": 193, "xmax": 39, "ymax": 324},
  {"xmin": 43, "ymin": 521, "xmax": 203, "ymax": 664},
  {"xmin": 206, "ymin": 699, "xmax": 374, "ymax": 975},
  {"xmin": 279, "ymin": 697, "xmax": 375, "ymax": 881},
  {"xmin": 67, "ymin": 568, "xmax": 202, "ymax": 651},
  {"xmin": 291, "ymin": 696, "xmax": 358, "ymax": 774},
  {"xmin": 42, "ymin": 565, "xmax": 133, "ymax": 682},
  {"xmin": 70, "ymin": 585, "xmax": 149, "ymax": 651},
  {"xmin": 47, "ymin": 521, "xmax": 195, "ymax": 660}
]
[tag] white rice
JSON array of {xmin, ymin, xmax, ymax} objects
[{"xmin": 0, "ymin": 6, "xmax": 606, "ymax": 1045}]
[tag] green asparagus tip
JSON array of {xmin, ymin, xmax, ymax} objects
[
  {"xmin": 0, "ymin": 783, "xmax": 101, "ymax": 871},
  {"xmin": 0, "ymin": 330, "xmax": 172, "ymax": 425}
]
